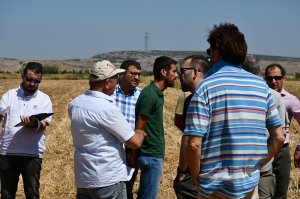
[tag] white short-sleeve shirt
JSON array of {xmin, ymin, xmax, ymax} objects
[
  {"xmin": 0, "ymin": 87, "xmax": 53, "ymax": 158},
  {"xmin": 68, "ymin": 90, "xmax": 135, "ymax": 188}
]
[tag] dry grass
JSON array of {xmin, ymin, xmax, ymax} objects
[{"xmin": 0, "ymin": 79, "xmax": 299, "ymax": 199}]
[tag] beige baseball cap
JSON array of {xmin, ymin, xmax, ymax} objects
[{"xmin": 89, "ymin": 60, "xmax": 125, "ymax": 80}]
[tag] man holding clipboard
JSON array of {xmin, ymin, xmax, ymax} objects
[{"xmin": 0, "ymin": 62, "xmax": 53, "ymax": 199}]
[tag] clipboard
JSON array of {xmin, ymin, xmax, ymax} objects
[{"xmin": 14, "ymin": 113, "xmax": 54, "ymax": 127}]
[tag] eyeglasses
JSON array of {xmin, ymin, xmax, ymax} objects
[
  {"xmin": 24, "ymin": 77, "xmax": 41, "ymax": 84},
  {"xmin": 128, "ymin": 72, "xmax": 141, "ymax": 78},
  {"xmin": 179, "ymin": 67, "xmax": 195, "ymax": 74},
  {"xmin": 265, "ymin": 76, "xmax": 284, "ymax": 81},
  {"xmin": 206, "ymin": 48, "xmax": 210, "ymax": 56}
]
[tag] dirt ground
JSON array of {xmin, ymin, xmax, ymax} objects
[{"xmin": 0, "ymin": 79, "xmax": 299, "ymax": 199}]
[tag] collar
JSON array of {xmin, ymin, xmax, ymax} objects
[
  {"xmin": 280, "ymin": 88, "xmax": 288, "ymax": 97},
  {"xmin": 150, "ymin": 82, "xmax": 164, "ymax": 97},
  {"xmin": 115, "ymin": 83, "xmax": 138, "ymax": 96},
  {"xmin": 205, "ymin": 60, "xmax": 241, "ymax": 78},
  {"xmin": 85, "ymin": 90, "xmax": 114, "ymax": 103}
]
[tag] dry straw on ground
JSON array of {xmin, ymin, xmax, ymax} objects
[{"xmin": 0, "ymin": 79, "xmax": 299, "ymax": 199}]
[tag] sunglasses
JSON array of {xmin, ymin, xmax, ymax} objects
[
  {"xmin": 25, "ymin": 77, "xmax": 41, "ymax": 84},
  {"xmin": 206, "ymin": 48, "xmax": 210, "ymax": 56},
  {"xmin": 265, "ymin": 76, "xmax": 284, "ymax": 81},
  {"xmin": 179, "ymin": 67, "xmax": 195, "ymax": 74}
]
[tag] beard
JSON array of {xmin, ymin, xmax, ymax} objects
[
  {"xmin": 21, "ymin": 83, "xmax": 38, "ymax": 95},
  {"xmin": 181, "ymin": 83, "xmax": 189, "ymax": 92},
  {"xmin": 165, "ymin": 77, "xmax": 175, "ymax": 88}
]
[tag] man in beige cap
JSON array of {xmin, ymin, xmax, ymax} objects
[{"xmin": 68, "ymin": 60, "xmax": 146, "ymax": 199}]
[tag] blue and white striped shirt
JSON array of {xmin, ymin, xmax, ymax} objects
[
  {"xmin": 112, "ymin": 84, "xmax": 141, "ymax": 130},
  {"xmin": 184, "ymin": 60, "xmax": 282, "ymax": 198}
]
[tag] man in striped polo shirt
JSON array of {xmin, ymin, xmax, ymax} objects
[{"xmin": 184, "ymin": 23, "xmax": 285, "ymax": 199}]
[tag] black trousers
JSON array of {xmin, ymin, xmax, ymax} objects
[
  {"xmin": 272, "ymin": 144, "xmax": 291, "ymax": 199},
  {"xmin": 173, "ymin": 172, "xmax": 198, "ymax": 199},
  {"xmin": 0, "ymin": 155, "xmax": 42, "ymax": 199}
]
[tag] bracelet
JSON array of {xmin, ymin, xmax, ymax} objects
[
  {"xmin": 177, "ymin": 167, "xmax": 188, "ymax": 174},
  {"xmin": 296, "ymin": 145, "xmax": 300, "ymax": 151}
]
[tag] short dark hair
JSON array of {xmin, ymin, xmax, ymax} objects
[
  {"xmin": 23, "ymin": 62, "xmax": 43, "ymax": 75},
  {"xmin": 264, "ymin": 63, "xmax": 286, "ymax": 77},
  {"xmin": 120, "ymin": 60, "xmax": 141, "ymax": 70},
  {"xmin": 153, "ymin": 56, "xmax": 177, "ymax": 80},
  {"xmin": 207, "ymin": 23, "xmax": 247, "ymax": 65},
  {"xmin": 190, "ymin": 55, "xmax": 210, "ymax": 74}
]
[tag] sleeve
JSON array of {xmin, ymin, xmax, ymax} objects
[
  {"xmin": 175, "ymin": 92, "xmax": 186, "ymax": 115},
  {"xmin": 184, "ymin": 92, "xmax": 210, "ymax": 137},
  {"xmin": 266, "ymin": 89, "xmax": 282, "ymax": 128},
  {"xmin": 0, "ymin": 91, "xmax": 9, "ymax": 114},
  {"xmin": 40, "ymin": 95, "xmax": 53, "ymax": 124},
  {"xmin": 102, "ymin": 107, "xmax": 135, "ymax": 143},
  {"xmin": 273, "ymin": 91, "xmax": 288, "ymax": 128},
  {"xmin": 136, "ymin": 91, "xmax": 156, "ymax": 118},
  {"xmin": 289, "ymin": 94, "xmax": 300, "ymax": 125}
]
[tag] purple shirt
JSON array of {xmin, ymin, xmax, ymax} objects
[{"xmin": 281, "ymin": 88, "xmax": 300, "ymax": 146}]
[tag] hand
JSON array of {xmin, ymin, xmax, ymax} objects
[
  {"xmin": 177, "ymin": 173, "xmax": 186, "ymax": 181},
  {"xmin": 294, "ymin": 150, "xmax": 300, "ymax": 168},
  {"xmin": 20, "ymin": 115, "xmax": 38, "ymax": 128},
  {"xmin": 192, "ymin": 178, "xmax": 199, "ymax": 192},
  {"xmin": 127, "ymin": 151, "xmax": 138, "ymax": 168}
]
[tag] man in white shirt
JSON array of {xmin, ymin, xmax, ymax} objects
[
  {"xmin": 68, "ymin": 60, "xmax": 145, "ymax": 199},
  {"xmin": 0, "ymin": 62, "xmax": 53, "ymax": 199}
]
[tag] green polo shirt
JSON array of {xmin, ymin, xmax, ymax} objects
[{"xmin": 135, "ymin": 83, "xmax": 165, "ymax": 158}]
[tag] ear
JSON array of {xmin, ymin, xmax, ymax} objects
[
  {"xmin": 104, "ymin": 79, "xmax": 111, "ymax": 90},
  {"xmin": 193, "ymin": 68, "xmax": 198, "ymax": 80},
  {"xmin": 160, "ymin": 69, "xmax": 167, "ymax": 79}
]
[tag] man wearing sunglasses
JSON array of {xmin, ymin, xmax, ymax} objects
[
  {"xmin": 0, "ymin": 62, "xmax": 53, "ymax": 199},
  {"xmin": 265, "ymin": 63, "xmax": 300, "ymax": 199}
]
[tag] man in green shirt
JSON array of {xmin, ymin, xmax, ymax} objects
[{"xmin": 135, "ymin": 56, "xmax": 178, "ymax": 199}]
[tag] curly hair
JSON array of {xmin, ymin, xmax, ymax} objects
[{"xmin": 207, "ymin": 23, "xmax": 247, "ymax": 65}]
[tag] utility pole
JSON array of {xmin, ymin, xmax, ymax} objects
[{"xmin": 144, "ymin": 32, "xmax": 149, "ymax": 52}]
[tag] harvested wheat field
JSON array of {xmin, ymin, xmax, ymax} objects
[{"xmin": 0, "ymin": 78, "xmax": 299, "ymax": 199}]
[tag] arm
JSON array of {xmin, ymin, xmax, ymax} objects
[
  {"xmin": 260, "ymin": 125, "xmax": 285, "ymax": 167},
  {"xmin": 20, "ymin": 116, "xmax": 48, "ymax": 132},
  {"xmin": 177, "ymin": 135, "xmax": 189, "ymax": 180},
  {"xmin": 174, "ymin": 92, "xmax": 186, "ymax": 131},
  {"xmin": 187, "ymin": 135, "xmax": 202, "ymax": 189},
  {"xmin": 125, "ymin": 129, "xmax": 145, "ymax": 149},
  {"xmin": 289, "ymin": 95, "xmax": 300, "ymax": 168},
  {"xmin": 126, "ymin": 114, "xmax": 148, "ymax": 167},
  {"xmin": 174, "ymin": 114, "xmax": 184, "ymax": 131}
]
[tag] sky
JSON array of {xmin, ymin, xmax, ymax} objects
[{"xmin": 0, "ymin": 0, "xmax": 300, "ymax": 60}]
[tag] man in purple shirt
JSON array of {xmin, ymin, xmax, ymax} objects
[{"xmin": 265, "ymin": 63, "xmax": 300, "ymax": 199}]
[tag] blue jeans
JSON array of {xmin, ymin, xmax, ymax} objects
[
  {"xmin": 0, "ymin": 155, "xmax": 42, "ymax": 199},
  {"xmin": 137, "ymin": 156, "xmax": 163, "ymax": 199},
  {"xmin": 76, "ymin": 182, "xmax": 126, "ymax": 199}
]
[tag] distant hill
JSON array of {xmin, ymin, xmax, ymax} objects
[{"xmin": 1, "ymin": 50, "xmax": 300, "ymax": 75}]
